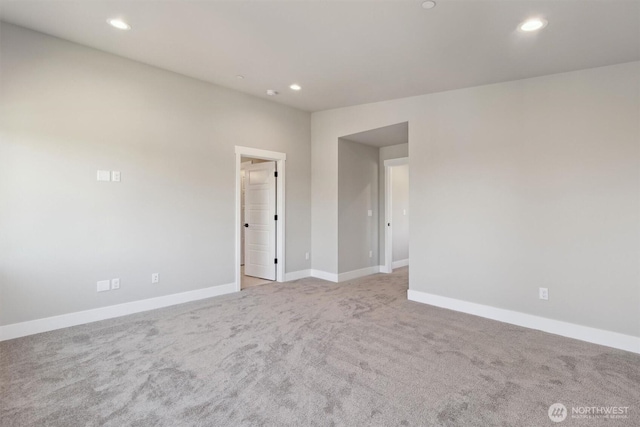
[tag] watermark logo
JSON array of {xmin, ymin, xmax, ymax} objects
[
  {"xmin": 548, "ymin": 403, "xmax": 630, "ymax": 422},
  {"xmin": 549, "ymin": 403, "xmax": 567, "ymax": 422}
]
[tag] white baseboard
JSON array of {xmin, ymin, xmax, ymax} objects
[
  {"xmin": 284, "ymin": 269, "xmax": 311, "ymax": 281},
  {"xmin": 310, "ymin": 266, "xmax": 384, "ymax": 283},
  {"xmin": 338, "ymin": 265, "xmax": 381, "ymax": 282},
  {"xmin": 392, "ymin": 259, "xmax": 409, "ymax": 269},
  {"xmin": 407, "ymin": 290, "xmax": 640, "ymax": 354},
  {"xmin": 310, "ymin": 269, "xmax": 338, "ymax": 282},
  {"xmin": 0, "ymin": 283, "xmax": 236, "ymax": 342}
]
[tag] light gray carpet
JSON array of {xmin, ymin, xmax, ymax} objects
[{"xmin": 1, "ymin": 268, "xmax": 638, "ymax": 426}]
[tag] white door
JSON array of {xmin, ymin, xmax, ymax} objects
[
  {"xmin": 244, "ymin": 161, "xmax": 277, "ymax": 280},
  {"xmin": 240, "ymin": 161, "xmax": 252, "ymax": 265}
]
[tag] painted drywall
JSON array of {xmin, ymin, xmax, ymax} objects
[
  {"xmin": 391, "ymin": 164, "xmax": 409, "ymax": 263},
  {"xmin": 378, "ymin": 143, "xmax": 408, "ymax": 264},
  {"xmin": 311, "ymin": 61, "xmax": 640, "ymax": 337},
  {"xmin": 338, "ymin": 139, "xmax": 379, "ymax": 274},
  {"xmin": 0, "ymin": 23, "xmax": 311, "ymax": 326}
]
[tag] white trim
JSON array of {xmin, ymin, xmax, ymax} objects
[
  {"xmin": 276, "ymin": 163, "xmax": 286, "ymax": 283},
  {"xmin": 284, "ymin": 269, "xmax": 311, "ymax": 281},
  {"xmin": 235, "ymin": 146, "xmax": 286, "ymax": 161},
  {"xmin": 0, "ymin": 283, "xmax": 235, "ymax": 342},
  {"xmin": 392, "ymin": 259, "xmax": 409, "ymax": 269},
  {"xmin": 383, "ymin": 157, "xmax": 409, "ymax": 274},
  {"xmin": 407, "ymin": 290, "xmax": 640, "ymax": 354},
  {"xmin": 338, "ymin": 265, "xmax": 381, "ymax": 282},
  {"xmin": 235, "ymin": 146, "xmax": 286, "ymax": 291},
  {"xmin": 310, "ymin": 266, "xmax": 383, "ymax": 283},
  {"xmin": 310, "ymin": 269, "xmax": 339, "ymax": 282}
]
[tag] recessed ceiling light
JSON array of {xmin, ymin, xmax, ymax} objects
[
  {"xmin": 236, "ymin": 75, "xmax": 245, "ymax": 80},
  {"xmin": 107, "ymin": 18, "xmax": 131, "ymax": 30},
  {"xmin": 519, "ymin": 18, "xmax": 547, "ymax": 32},
  {"xmin": 421, "ymin": 1, "xmax": 436, "ymax": 9},
  {"xmin": 266, "ymin": 90, "xmax": 278, "ymax": 96},
  {"xmin": 289, "ymin": 84, "xmax": 302, "ymax": 91}
]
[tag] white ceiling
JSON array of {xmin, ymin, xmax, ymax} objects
[
  {"xmin": 342, "ymin": 122, "xmax": 408, "ymax": 148},
  {"xmin": 1, "ymin": 1, "xmax": 638, "ymax": 112}
]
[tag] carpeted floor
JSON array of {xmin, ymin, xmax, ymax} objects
[{"xmin": 1, "ymin": 268, "xmax": 638, "ymax": 426}]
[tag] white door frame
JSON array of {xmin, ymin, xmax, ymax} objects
[
  {"xmin": 235, "ymin": 146, "xmax": 286, "ymax": 291},
  {"xmin": 383, "ymin": 157, "xmax": 408, "ymax": 274}
]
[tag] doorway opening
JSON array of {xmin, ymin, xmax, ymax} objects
[
  {"xmin": 382, "ymin": 157, "xmax": 409, "ymax": 273},
  {"xmin": 235, "ymin": 146, "xmax": 286, "ymax": 292},
  {"xmin": 336, "ymin": 122, "xmax": 409, "ymax": 280}
]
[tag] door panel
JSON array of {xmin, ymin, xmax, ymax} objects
[
  {"xmin": 248, "ymin": 208, "xmax": 269, "ymax": 225},
  {"xmin": 240, "ymin": 161, "xmax": 251, "ymax": 265},
  {"xmin": 244, "ymin": 161, "xmax": 276, "ymax": 280}
]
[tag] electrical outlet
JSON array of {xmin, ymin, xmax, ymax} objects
[
  {"xmin": 369, "ymin": 250, "xmax": 373, "ymax": 258},
  {"xmin": 539, "ymin": 287, "xmax": 549, "ymax": 300},
  {"xmin": 152, "ymin": 273, "xmax": 159, "ymax": 284},
  {"xmin": 97, "ymin": 280, "xmax": 110, "ymax": 292},
  {"xmin": 111, "ymin": 278, "xmax": 120, "ymax": 290},
  {"xmin": 305, "ymin": 252, "xmax": 309, "ymax": 260},
  {"xmin": 112, "ymin": 171, "xmax": 121, "ymax": 182}
]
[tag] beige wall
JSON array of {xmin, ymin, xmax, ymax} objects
[
  {"xmin": 0, "ymin": 24, "xmax": 311, "ymax": 326},
  {"xmin": 312, "ymin": 61, "xmax": 640, "ymax": 337}
]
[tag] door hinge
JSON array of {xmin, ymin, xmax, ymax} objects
[
  {"xmin": 274, "ymin": 171, "xmax": 278, "ymax": 178},
  {"xmin": 274, "ymin": 258, "xmax": 278, "ymax": 264},
  {"xmin": 274, "ymin": 214, "xmax": 278, "ymax": 221}
]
